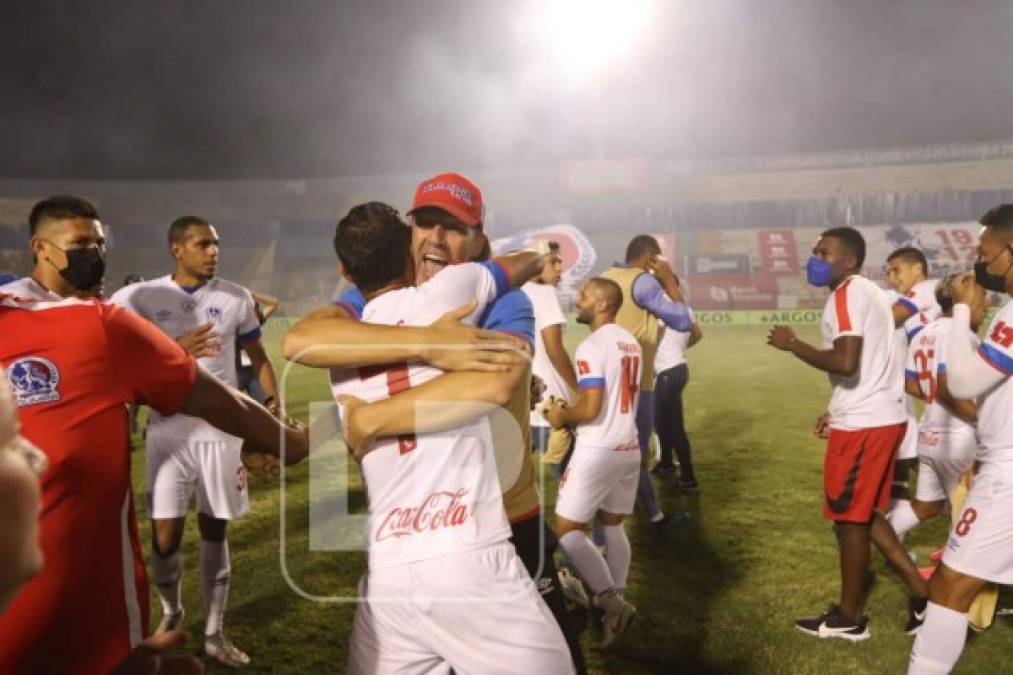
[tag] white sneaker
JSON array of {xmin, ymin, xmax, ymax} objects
[
  {"xmin": 597, "ymin": 589, "xmax": 638, "ymax": 649},
  {"xmin": 558, "ymin": 567, "xmax": 590, "ymax": 609},
  {"xmin": 204, "ymin": 632, "xmax": 251, "ymax": 668},
  {"xmin": 155, "ymin": 609, "xmax": 185, "ymax": 634}
]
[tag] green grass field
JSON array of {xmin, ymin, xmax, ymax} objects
[{"xmin": 130, "ymin": 323, "xmax": 1013, "ymax": 674}]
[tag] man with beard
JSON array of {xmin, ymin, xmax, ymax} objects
[{"xmin": 284, "ymin": 172, "xmax": 587, "ymax": 673}]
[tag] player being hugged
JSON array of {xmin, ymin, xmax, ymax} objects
[
  {"xmin": 543, "ymin": 277, "xmax": 642, "ymax": 649},
  {"xmin": 910, "ymin": 205, "xmax": 1013, "ymax": 674},
  {"xmin": 328, "ymin": 202, "xmax": 573, "ymax": 675}
]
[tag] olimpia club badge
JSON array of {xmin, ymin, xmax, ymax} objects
[
  {"xmin": 6, "ymin": 356, "xmax": 61, "ymax": 407},
  {"xmin": 491, "ymin": 224, "xmax": 597, "ymax": 298}
]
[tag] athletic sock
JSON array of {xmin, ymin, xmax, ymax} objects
[
  {"xmin": 558, "ymin": 530, "xmax": 615, "ymax": 595},
  {"xmin": 887, "ymin": 499, "xmax": 921, "ymax": 542},
  {"xmin": 151, "ymin": 549, "xmax": 183, "ymax": 617},
  {"xmin": 601, "ymin": 524, "xmax": 631, "ymax": 590},
  {"xmin": 200, "ymin": 539, "xmax": 231, "ymax": 637},
  {"xmin": 909, "ymin": 602, "xmax": 968, "ymax": 674}
]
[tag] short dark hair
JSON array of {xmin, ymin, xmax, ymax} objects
[
  {"xmin": 588, "ymin": 277, "xmax": 623, "ymax": 315},
  {"xmin": 887, "ymin": 247, "xmax": 929, "ymax": 276},
  {"xmin": 820, "ymin": 226, "xmax": 866, "ymax": 268},
  {"xmin": 935, "ymin": 274, "xmax": 958, "ymax": 313},
  {"xmin": 29, "ymin": 196, "xmax": 99, "ymax": 235},
  {"xmin": 168, "ymin": 216, "xmax": 211, "ymax": 244},
  {"xmin": 472, "ymin": 232, "xmax": 491, "ymax": 262},
  {"xmin": 980, "ymin": 204, "xmax": 1013, "ymax": 239},
  {"xmin": 333, "ymin": 202, "xmax": 411, "ymax": 294},
  {"xmin": 625, "ymin": 235, "xmax": 660, "ymax": 263}
]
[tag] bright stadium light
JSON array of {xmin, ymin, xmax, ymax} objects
[{"xmin": 538, "ymin": 0, "xmax": 653, "ymax": 79}]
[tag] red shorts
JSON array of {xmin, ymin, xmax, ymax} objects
[{"xmin": 823, "ymin": 423, "xmax": 906, "ymax": 523}]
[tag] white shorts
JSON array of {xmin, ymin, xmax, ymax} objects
[
  {"xmin": 555, "ymin": 443, "xmax": 640, "ymax": 523},
  {"xmin": 346, "ymin": 542, "xmax": 574, "ymax": 675},
  {"xmin": 146, "ymin": 423, "xmax": 249, "ymax": 520},
  {"xmin": 896, "ymin": 410, "xmax": 919, "ymax": 461},
  {"xmin": 942, "ymin": 462, "xmax": 1013, "ymax": 585},
  {"xmin": 915, "ymin": 427, "xmax": 977, "ymax": 503}
]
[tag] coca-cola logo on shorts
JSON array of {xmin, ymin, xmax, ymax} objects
[{"xmin": 375, "ymin": 487, "xmax": 471, "ymax": 542}]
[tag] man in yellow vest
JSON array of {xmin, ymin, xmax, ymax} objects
[{"xmin": 601, "ymin": 235, "xmax": 692, "ymax": 535}]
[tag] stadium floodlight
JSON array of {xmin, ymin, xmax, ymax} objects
[{"xmin": 537, "ymin": 0, "xmax": 653, "ymax": 79}]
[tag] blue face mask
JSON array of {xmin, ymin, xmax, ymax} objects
[{"xmin": 806, "ymin": 256, "xmax": 833, "ymax": 287}]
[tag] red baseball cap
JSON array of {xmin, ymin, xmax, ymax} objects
[{"xmin": 408, "ymin": 172, "xmax": 484, "ymax": 227}]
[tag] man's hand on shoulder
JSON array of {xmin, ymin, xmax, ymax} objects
[{"xmin": 421, "ymin": 301, "xmax": 528, "ymax": 373}]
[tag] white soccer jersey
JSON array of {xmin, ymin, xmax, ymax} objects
[
  {"xmin": 905, "ymin": 317, "xmax": 977, "ymax": 434},
  {"xmin": 521, "ymin": 282, "xmax": 571, "ymax": 427},
  {"xmin": 974, "ymin": 300, "xmax": 1013, "ymax": 463},
  {"xmin": 893, "ymin": 279, "xmax": 942, "ymax": 340},
  {"xmin": 0, "ymin": 276, "xmax": 62, "ymax": 301},
  {"xmin": 572, "ymin": 323, "xmax": 641, "ymax": 450},
  {"xmin": 821, "ymin": 275, "xmax": 906, "ymax": 429},
  {"xmin": 110, "ymin": 275, "xmax": 260, "ymax": 430},
  {"xmin": 330, "ymin": 261, "xmax": 513, "ymax": 570},
  {"xmin": 654, "ymin": 307, "xmax": 696, "ymax": 373}
]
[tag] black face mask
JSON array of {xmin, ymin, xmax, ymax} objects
[
  {"xmin": 49, "ymin": 244, "xmax": 106, "ymax": 291},
  {"xmin": 974, "ymin": 245, "xmax": 1012, "ymax": 293}
]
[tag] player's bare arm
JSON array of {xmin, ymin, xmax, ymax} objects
[
  {"xmin": 282, "ymin": 302, "xmax": 525, "ymax": 372},
  {"xmin": 544, "ymin": 387, "xmax": 604, "ymax": 428},
  {"xmin": 338, "ymin": 357, "xmax": 528, "ymax": 456},
  {"xmin": 935, "ymin": 373, "xmax": 978, "ymax": 424},
  {"xmin": 542, "ymin": 323, "xmax": 579, "ymax": 394},
  {"xmin": 241, "ymin": 337, "xmax": 279, "ymax": 409},
  {"xmin": 767, "ymin": 325, "xmax": 862, "ymax": 377},
  {"xmin": 177, "ymin": 367, "xmax": 309, "ymax": 464},
  {"xmin": 892, "ymin": 302, "xmax": 915, "ymax": 327},
  {"xmin": 250, "ymin": 290, "xmax": 279, "ymax": 321},
  {"xmin": 688, "ymin": 322, "xmax": 703, "ymax": 348}
]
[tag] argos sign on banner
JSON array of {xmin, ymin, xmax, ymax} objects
[{"xmin": 491, "ymin": 224, "xmax": 597, "ymax": 297}]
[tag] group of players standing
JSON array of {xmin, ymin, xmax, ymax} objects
[
  {"xmin": 0, "ymin": 174, "xmax": 700, "ymax": 674},
  {"xmin": 2, "ymin": 173, "xmax": 1012, "ymax": 674},
  {"xmin": 767, "ymin": 211, "xmax": 1013, "ymax": 674}
]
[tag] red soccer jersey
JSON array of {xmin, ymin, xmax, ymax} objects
[{"xmin": 0, "ymin": 295, "xmax": 197, "ymax": 675}]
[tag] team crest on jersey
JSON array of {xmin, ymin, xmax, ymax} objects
[
  {"xmin": 154, "ymin": 309, "xmax": 173, "ymax": 323},
  {"xmin": 205, "ymin": 306, "xmax": 223, "ymax": 323},
  {"xmin": 6, "ymin": 357, "xmax": 60, "ymax": 407},
  {"xmin": 181, "ymin": 299, "xmax": 196, "ymax": 313}
]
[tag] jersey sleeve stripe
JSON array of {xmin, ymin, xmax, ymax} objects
[
  {"xmin": 895, "ymin": 297, "xmax": 918, "ymax": 314},
  {"xmin": 904, "ymin": 369, "xmax": 919, "ymax": 380},
  {"xmin": 978, "ymin": 342, "xmax": 1013, "ymax": 374},
  {"xmin": 937, "ymin": 363, "xmax": 946, "ymax": 375},
  {"xmin": 834, "ymin": 278, "xmax": 853, "ymax": 332},
  {"xmin": 578, "ymin": 377, "xmax": 605, "ymax": 389},
  {"xmin": 907, "ymin": 324, "xmax": 926, "ymax": 340},
  {"xmin": 482, "ymin": 260, "xmax": 510, "ymax": 297},
  {"xmin": 237, "ymin": 326, "xmax": 262, "ymax": 344},
  {"xmin": 332, "ymin": 300, "xmax": 361, "ymax": 319}
]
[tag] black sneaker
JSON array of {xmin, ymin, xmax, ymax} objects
[
  {"xmin": 905, "ymin": 596, "xmax": 928, "ymax": 635},
  {"xmin": 675, "ymin": 477, "xmax": 700, "ymax": 493},
  {"xmin": 650, "ymin": 464, "xmax": 677, "ymax": 477},
  {"xmin": 795, "ymin": 605, "xmax": 870, "ymax": 641}
]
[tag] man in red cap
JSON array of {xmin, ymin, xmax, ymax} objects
[{"xmin": 284, "ymin": 172, "xmax": 588, "ymax": 673}]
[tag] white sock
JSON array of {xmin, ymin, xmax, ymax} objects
[
  {"xmin": 151, "ymin": 549, "xmax": 183, "ymax": 617},
  {"xmin": 649, "ymin": 512, "xmax": 665, "ymax": 524},
  {"xmin": 601, "ymin": 524, "xmax": 631, "ymax": 590},
  {"xmin": 887, "ymin": 499, "xmax": 921, "ymax": 542},
  {"xmin": 909, "ymin": 602, "xmax": 968, "ymax": 675},
  {"xmin": 558, "ymin": 530, "xmax": 615, "ymax": 595},
  {"xmin": 200, "ymin": 539, "xmax": 231, "ymax": 637}
]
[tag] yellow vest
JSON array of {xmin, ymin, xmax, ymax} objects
[{"xmin": 600, "ymin": 265, "xmax": 660, "ymax": 391}]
